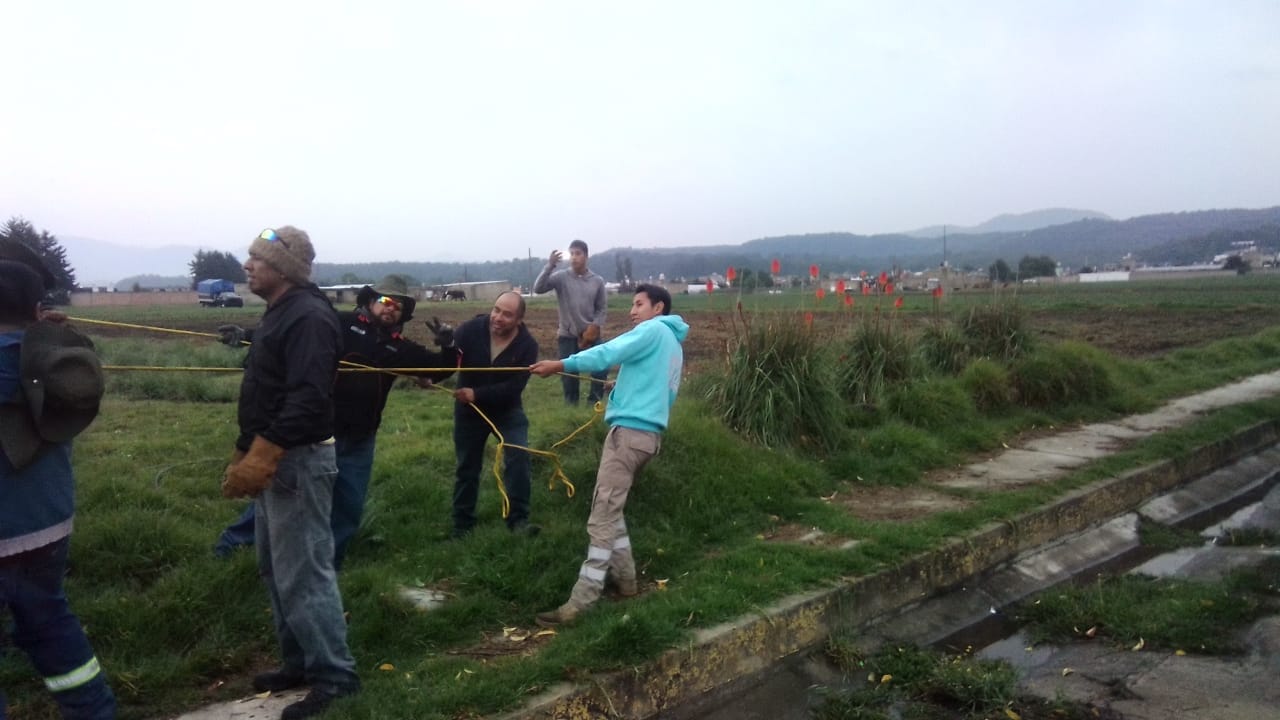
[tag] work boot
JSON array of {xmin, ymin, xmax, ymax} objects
[
  {"xmin": 535, "ymin": 602, "xmax": 584, "ymax": 628},
  {"xmin": 252, "ymin": 669, "xmax": 306, "ymax": 693},
  {"xmin": 280, "ymin": 687, "xmax": 356, "ymax": 720},
  {"xmin": 509, "ymin": 520, "xmax": 541, "ymax": 537}
]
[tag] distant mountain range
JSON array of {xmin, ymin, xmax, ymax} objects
[
  {"xmin": 60, "ymin": 236, "xmax": 202, "ymax": 287},
  {"xmin": 57, "ymin": 205, "xmax": 1280, "ymax": 287},
  {"xmin": 902, "ymin": 208, "xmax": 1112, "ymax": 239}
]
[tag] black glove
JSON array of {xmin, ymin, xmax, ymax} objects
[
  {"xmin": 217, "ymin": 324, "xmax": 246, "ymax": 346},
  {"xmin": 425, "ymin": 317, "xmax": 454, "ymax": 348}
]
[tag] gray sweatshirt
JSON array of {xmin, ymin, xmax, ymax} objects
[{"xmin": 533, "ymin": 264, "xmax": 607, "ymax": 339}]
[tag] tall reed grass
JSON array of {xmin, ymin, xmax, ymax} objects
[{"xmin": 699, "ymin": 310, "xmax": 845, "ymax": 450}]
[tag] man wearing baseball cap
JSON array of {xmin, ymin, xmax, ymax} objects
[{"xmin": 222, "ymin": 226, "xmax": 359, "ymax": 720}]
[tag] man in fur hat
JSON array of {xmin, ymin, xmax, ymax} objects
[
  {"xmin": 214, "ymin": 275, "xmax": 456, "ymax": 567},
  {"xmin": 0, "ymin": 244, "xmax": 116, "ymax": 719},
  {"xmin": 220, "ymin": 226, "xmax": 359, "ymax": 720}
]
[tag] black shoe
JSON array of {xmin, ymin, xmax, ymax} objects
[
  {"xmin": 509, "ymin": 521, "xmax": 541, "ymax": 537},
  {"xmin": 280, "ymin": 688, "xmax": 355, "ymax": 720},
  {"xmin": 252, "ymin": 669, "xmax": 306, "ymax": 693},
  {"xmin": 448, "ymin": 526, "xmax": 472, "ymax": 541}
]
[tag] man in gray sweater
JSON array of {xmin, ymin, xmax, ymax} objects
[{"xmin": 533, "ymin": 239, "xmax": 608, "ymax": 405}]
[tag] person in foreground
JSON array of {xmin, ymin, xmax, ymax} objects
[
  {"xmin": 220, "ymin": 226, "xmax": 359, "ymax": 720},
  {"xmin": 447, "ymin": 291, "xmax": 540, "ymax": 538},
  {"xmin": 0, "ymin": 245, "xmax": 115, "ymax": 719},
  {"xmin": 527, "ymin": 284, "xmax": 687, "ymax": 627},
  {"xmin": 213, "ymin": 275, "xmax": 456, "ymax": 568}
]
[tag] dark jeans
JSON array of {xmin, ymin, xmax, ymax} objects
[
  {"xmin": 558, "ymin": 336, "xmax": 608, "ymax": 405},
  {"xmin": 0, "ymin": 538, "xmax": 116, "ymax": 720},
  {"xmin": 214, "ymin": 433, "xmax": 377, "ymax": 569},
  {"xmin": 453, "ymin": 405, "xmax": 531, "ymax": 531}
]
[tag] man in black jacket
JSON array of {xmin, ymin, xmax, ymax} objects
[
  {"xmin": 214, "ymin": 276, "xmax": 456, "ymax": 567},
  {"xmin": 447, "ymin": 290, "xmax": 540, "ymax": 538},
  {"xmin": 220, "ymin": 226, "xmax": 358, "ymax": 720}
]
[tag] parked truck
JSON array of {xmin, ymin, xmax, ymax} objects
[{"xmin": 196, "ymin": 278, "xmax": 244, "ymax": 307}]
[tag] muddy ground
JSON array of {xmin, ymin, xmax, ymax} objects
[{"xmin": 144, "ymin": 303, "xmax": 1280, "ymax": 370}]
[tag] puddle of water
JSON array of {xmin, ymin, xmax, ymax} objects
[{"xmin": 978, "ymin": 630, "xmax": 1054, "ymax": 673}]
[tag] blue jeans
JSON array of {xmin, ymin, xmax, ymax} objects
[
  {"xmin": 255, "ymin": 442, "xmax": 359, "ymax": 695},
  {"xmin": 558, "ymin": 336, "xmax": 608, "ymax": 405},
  {"xmin": 453, "ymin": 405, "xmax": 531, "ymax": 531},
  {"xmin": 0, "ymin": 538, "xmax": 116, "ymax": 720},
  {"xmin": 215, "ymin": 433, "xmax": 377, "ymax": 570}
]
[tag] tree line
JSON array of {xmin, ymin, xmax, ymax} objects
[{"xmin": 1, "ymin": 217, "xmax": 77, "ymax": 303}]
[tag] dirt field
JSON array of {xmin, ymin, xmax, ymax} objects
[
  {"xmin": 141, "ymin": 303, "xmax": 1280, "ymax": 371},
  {"xmin": 508, "ymin": 305, "xmax": 1280, "ymax": 370}
]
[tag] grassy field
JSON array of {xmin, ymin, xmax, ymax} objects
[{"xmin": 4, "ymin": 276, "xmax": 1280, "ymax": 719}]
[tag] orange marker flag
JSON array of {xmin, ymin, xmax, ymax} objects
[
  {"xmin": 809, "ymin": 264, "xmax": 819, "ymax": 279},
  {"xmin": 726, "ymin": 266, "xmax": 736, "ymax": 281},
  {"xmin": 815, "ymin": 287, "xmax": 826, "ymax": 300},
  {"xmin": 836, "ymin": 279, "xmax": 846, "ymax": 294},
  {"xmin": 705, "ymin": 280, "xmax": 714, "ymax": 293},
  {"xmin": 894, "ymin": 296, "xmax": 903, "ymax": 309},
  {"xmin": 844, "ymin": 294, "xmax": 853, "ymax": 307},
  {"xmin": 771, "ymin": 258, "xmax": 781, "ymax": 275}
]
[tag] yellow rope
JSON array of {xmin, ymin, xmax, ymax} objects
[
  {"xmin": 70, "ymin": 316, "xmax": 222, "ymax": 340},
  {"xmin": 78, "ymin": 314, "xmax": 603, "ymax": 516}
]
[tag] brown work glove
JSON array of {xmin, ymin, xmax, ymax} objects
[
  {"xmin": 222, "ymin": 436, "xmax": 285, "ymax": 499},
  {"xmin": 578, "ymin": 323, "xmax": 601, "ymax": 350},
  {"xmin": 225, "ymin": 448, "xmax": 247, "ymax": 473}
]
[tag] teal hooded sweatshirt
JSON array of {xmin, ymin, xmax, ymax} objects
[{"xmin": 562, "ymin": 314, "xmax": 688, "ymax": 433}]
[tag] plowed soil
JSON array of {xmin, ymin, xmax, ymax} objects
[
  {"xmin": 505, "ymin": 305, "xmax": 1280, "ymax": 370},
  {"xmin": 151, "ymin": 304, "xmax": 1280, "ymax": 370}
]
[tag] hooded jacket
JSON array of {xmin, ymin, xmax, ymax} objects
[{"xmin": 563, "ymin": 314, "xmax": 688, "ymax": 433}]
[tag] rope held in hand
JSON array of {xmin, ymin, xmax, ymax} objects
[{"xmin": 72, "ymin": 315, "xmax": 603, "ymax": 515}]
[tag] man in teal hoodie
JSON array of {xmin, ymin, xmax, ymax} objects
[{"xmin": 528, "ymin": 284, "xmax": 688, "ymax": 626}]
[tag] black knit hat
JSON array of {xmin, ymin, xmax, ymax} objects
[
  {"xmin": 0, "ymin": 260, "xmax": 46, "ymax": 323},
  {"xmin": 0, "ymin": 240, "xmax": 55, "ymax": 289}
]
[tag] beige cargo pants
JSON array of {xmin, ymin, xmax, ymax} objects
[{"xmin": 567, "ymin": 425, "xmax": 661, "ymax": 609}]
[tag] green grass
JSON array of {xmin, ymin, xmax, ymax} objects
[
  {"xmin": 815, "ymin": 642, "xmax": 1023, "ymax": 720},
  {"xmin": 1014, "ymin": 557, "xmax": 1280, "ymax": 654},
  {"xmin": 6, "ymin": 283, "xmax": 1280, "ymax": 718}
]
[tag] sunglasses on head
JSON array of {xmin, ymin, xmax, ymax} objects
[
  {"xmin": 258, "ymin": 228, "xmax": 290, "ymax": 248},
  {"xmin": 375, "ymin": 295, "xmax": 403, "ymax": 310}
]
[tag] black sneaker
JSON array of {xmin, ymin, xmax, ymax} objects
[
  {"xmin": 509, "ymin": 520, "xmax": 541, "ymax": 537},
  {"xmin": 280, "ymin": 688, "xmax": 355, "ymax": 720},
  {"xmin": 252, "ymin": 669, "xmax": 306, "ymax": 693}
]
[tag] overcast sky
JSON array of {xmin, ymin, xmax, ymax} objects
[{"xmin": 4, "ymin": 1, "xmax": 1277, "ymax": 263}]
